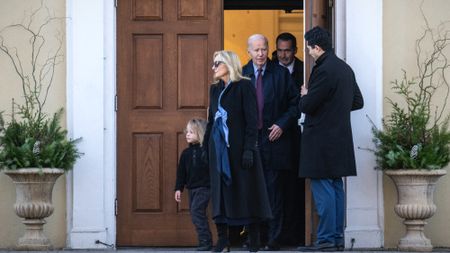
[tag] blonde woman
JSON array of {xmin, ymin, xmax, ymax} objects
[{"xmin": 205, "ymin": 51, "xmax": 272, "ymax": 252}]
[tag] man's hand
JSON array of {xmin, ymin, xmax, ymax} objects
[
  {"xmin": 268, "ymin": 124, "xmax": 283, "ymax": 141},
  {"xmin": 301, "ymin": 84, "xmax": 308, "ymax": 97},
  {"xmin": 175, "ymin": 190, "xmax": 181, "ymax": 202}
]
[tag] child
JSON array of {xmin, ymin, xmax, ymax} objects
[{"xmin": 174, "ymin": 118, "xmax": 212, "ymax": 251}]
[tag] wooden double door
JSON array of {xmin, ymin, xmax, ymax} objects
[{"xmin": 117, "ymin": 0, "xmax": 332, "ymax": 246}]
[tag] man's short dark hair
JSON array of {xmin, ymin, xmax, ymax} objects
[
  {"xmin": 276, "ymin": 32, "xmax": 297, "ymax": 49},
  {"xmin": 304, "ymin": 26, "xmax": 332, "ymax": 51}
]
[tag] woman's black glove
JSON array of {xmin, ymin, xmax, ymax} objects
[{"xmin": 242, "ymin": 150, "xmax": 254, "ymax": 169}]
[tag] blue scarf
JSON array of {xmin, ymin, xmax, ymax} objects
[{"xmin": 212, "ymin": 82, "xmax": 231, "ymax": 185}]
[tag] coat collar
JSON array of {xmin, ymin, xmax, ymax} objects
[{"xmin": 315, "ymin": 50, "xmax": 333, "ymax": 65}]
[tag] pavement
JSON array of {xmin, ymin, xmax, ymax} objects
[{"xmin": 1, "ymin": 248, "xmax": 450, "ymax": 253}]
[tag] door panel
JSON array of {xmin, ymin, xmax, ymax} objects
[{"xmin": 117, "ymin": 0, "xmax": 222, "ymax": 246}]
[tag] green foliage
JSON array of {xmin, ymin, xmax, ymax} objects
[
  {"xmin": 0, "ymin": 109, "xmax": 81, "ymax": 171},
  {"xmin": 371, "ymin": 14, "xmax": 450, "ymax": 170},
  {"xmin": 371, "ymin": 75, "xmax": 450, "ymax": 170},
  {"xmin": 0, "ymin": 4, "xmax": 81, "ymax": 171}
]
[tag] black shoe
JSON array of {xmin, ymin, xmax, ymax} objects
[
  {"xmin": 196, "ymin": 240, "xmax": 212, "ymax": 251},
  {"xmin": 262, "ymin": 244, "xmax": 280, "ymax": 251},
  {"xmin": 335, "ymin": 238, "xmax": 345, "ymax": 251},
  {"xmin": 196, "ymin": 245, "xmax": 212, "ymax": 251},
  {"xmin": 297, "ymin": 242, "xmax": 337, "ymax": 252},
  {"xmin": 196, "ymin": 243, "xmax": 212, "ymax": 251},
  {"xmin": 212, "ymin": 240, "xmax": 230, "ymax": 252}
]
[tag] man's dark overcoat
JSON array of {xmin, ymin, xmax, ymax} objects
[
  {"xmin": 272, "ymin": 54, "xmax": 304, "ymax": 88},
  {"xmin": 273, "ymin": 57, "xmax": 304, "ymax": 88},
  {"xmin": 242, "ymin": 60, "xmax": 299, "ymax": 171},
  {"xmin": 272, "ymin": 56, "xmax": 306, "ymax": 244},
  {"xmin": 298, "ymin": 51, "xmax": 364, "ymax": 179},
  {"xmin": 205, "ymin": 79, "xmax": 272, "ymax": 221},
  {"xmin": 291, "ymin": 57, "xmax": 304, "ymax": 88}
]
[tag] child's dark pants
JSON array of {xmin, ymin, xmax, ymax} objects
[{"xmin": 189, "ymin": 187, "xmax": 212, "ymax": 245}]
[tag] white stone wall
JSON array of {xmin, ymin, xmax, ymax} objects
[
  {"xmin": 337, "ymin": 0, "xmax": 384, "ymax": 248},
  {"xmin": 66, "ymin": 0, "xmax": 116, "ymax": 249}
]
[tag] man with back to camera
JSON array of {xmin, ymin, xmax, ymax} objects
[
  {"xmin": 272, "ymin": 32, "xmax": 306, "ymax": 246},
  {"xmin": 242, "ymin": 34, "xmax": 299, "ymax": 251},
  {"xmin": 298, "ymin": 26, "xmax": 364, "ymax": 251}
]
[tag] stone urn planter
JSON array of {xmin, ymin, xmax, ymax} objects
[
  {"xmin": 4, "ymin": 168, "xmax": 64, "ymax": 250},
  {"xmin": 385, "ymin": 169, "xmax": 447, "ymax": 252}
]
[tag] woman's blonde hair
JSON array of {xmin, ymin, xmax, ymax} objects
[
  {"xmin": 186, "ymin": 118, "xmax": 207, "ymax": 146},
  {"xmin": 212, "ymin": 50, "xmax": 250, "ymax": 83}
]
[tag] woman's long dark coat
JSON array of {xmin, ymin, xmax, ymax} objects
[
  {"xmin": 205, "ymin": 79, "xmax": 272, "ymax": 221},
  {"xmin": 298, "ymin": 51, "xmax": 364, "ymax": 179}
]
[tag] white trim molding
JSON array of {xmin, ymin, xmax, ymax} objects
[
  {"xmin": 64, "ymin": 0, "xmax": 384, "ymax": 249},
  {"xmin": 66, "ymin": 0, "xmax": 116, "ymax": 249},
  {"xmin": 336, "ymin": 0, "xmax": 384, "ymax": 249}
]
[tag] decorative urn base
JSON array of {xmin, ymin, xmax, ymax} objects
[
  {"xmin": 4, "ymin": 168, "xmax": 64, "ymax": 250},
  {"xmin": 385, "ymin": 169, "xmax": 446, "ymax": 252}
]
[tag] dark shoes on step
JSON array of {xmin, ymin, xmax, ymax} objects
[
  {"xmin": 196, "ymin": 240, "xmax": 212, "ymax": 251},
  {"xmin": 297, "ymin": 241, "xmax": 344, "ymax": 252},
  {"xmin": 262, "ymin": 242, "xmax": 280, "ymax": 251}
]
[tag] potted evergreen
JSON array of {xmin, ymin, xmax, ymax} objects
[
  {"xmin": 370, "ymin": 15, "xmax": 450, "ymax": 252},
  {"xmin": 0, "ymin": 5, "xmax": 81, "ymax": 250}
]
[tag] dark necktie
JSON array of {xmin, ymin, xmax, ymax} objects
[{"xmin": 256, "ymin": 68, "xmax": 264, "ymax": 129}]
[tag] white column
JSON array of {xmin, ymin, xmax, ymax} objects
[
  {"xmin": 336, "ymin": 0, "xmax": 384, "ymax": 248},
  {"xmin": 66, "ymin": 0, "xmax": 116, "ymax": 249}
]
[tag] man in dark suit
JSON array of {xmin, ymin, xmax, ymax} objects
[
  {"xmin": 242, "ymin": 34, "xmax": 299, "ymax": 251},
  {"xmin": 298, "ymin": 27, "xmax": 364, "ymax": 251},
  {"xmin": 272, "ymin": 32, "xmax": 306, "ymax": 246}
]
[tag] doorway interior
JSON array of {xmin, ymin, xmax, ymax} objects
[
  {"xmin": 223, "ymin": 1, "xmax": 305, "ymax": 247},
  {"xmin": 115, "ymin": 0, "xmax": 333, "ymax": 247}
]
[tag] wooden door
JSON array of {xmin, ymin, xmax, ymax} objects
[{"xmin": 117, "ymin": 0, "xmax": 222, "ymax": 246}]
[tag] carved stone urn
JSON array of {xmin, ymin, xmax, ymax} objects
[
  {"xmin": 385, "ymin": 169, "xmax": 446, "ymax": 252},
  {"xmin": 4, "ymin": 168, "xmax": 64, "ymax": 250}
]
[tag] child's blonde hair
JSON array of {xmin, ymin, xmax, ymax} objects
[{"xmin": 186, "ymin": 118, "xmax": 207, "ymax": 146}]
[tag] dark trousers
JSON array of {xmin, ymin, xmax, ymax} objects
[
  {"xmin": 189, "ymin": 187, "xmax": 212, "ymax": 244},
  {"xmin": 282, "ymin": 171, "xmax": 305, "ymax": 245},
  {"xmin": 263, "ymin": 169, "xmax": 287, "ymax": 244},
  {"xmin": 281, "ymin": 125, "xmax": 305, "ymax": 245},
  {"xmin": 310, "ymin": 178, "xmax": 344, "ymax": 246},
  {"xmin": 258, "ymin": 129, "xmax": 285, "ymax": 245}
]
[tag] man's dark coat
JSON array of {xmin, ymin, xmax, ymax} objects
[
  {"xmin": 242, "ymin": 59, "xmax": 299, "ymax": 171},
  {"xmin": 273, "ymin": 56, "xmax": 304, "ymax": 89},
  {"xmin": 205, "ymin": 79, "xmax": 272, "ymax": 220},
  {"xmin": 272, "ymin": 56, "xmax": 306, "ymax": 244},
  {"xmin": 299, "ymin": 51, "xmax": 364, "ymax": 179},
  {"xmin": 291, "ymin": 57, "xmax": 304, "ymax": 88}
]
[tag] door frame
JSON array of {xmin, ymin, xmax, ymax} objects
[
  {"xmin": 65, "ymin": 0, "xmax": 384, "ymax": 249},
  {"xmin": 65, "ymin": 0, "xmax": 117, "ymax": 248}
]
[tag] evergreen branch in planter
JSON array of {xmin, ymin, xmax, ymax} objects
[
  {"xmin": 371, "ymin": 11, "xmax": 450, "ymax": 170},
  {"xmin": 0, "ymin": 2, "xmax": 81, "ymax": 171}
]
